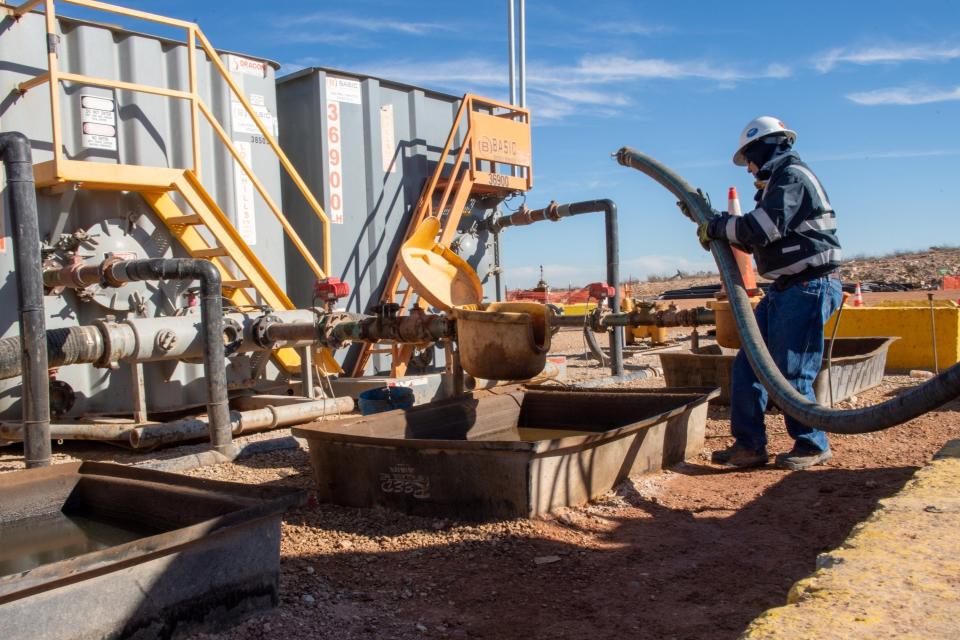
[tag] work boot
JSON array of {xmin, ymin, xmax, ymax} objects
[
  {"xmin": 710, "ymin": 444, "xmax": 768, "ymax": 468},
  {"xmin": 775, "ymin": 445, "xmax": 833, "ymax": 470}
]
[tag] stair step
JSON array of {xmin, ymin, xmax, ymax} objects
[
  {"xmin": 222, "ymin": 279, "xmax": 252, "ymax": 289},
  {"xmin": 193, "ymin": 247, "xmax": 228, "ymax": 258},
  {"xmin": 164, "ymin": 214, "xmax": 202, "ymax": 225}
]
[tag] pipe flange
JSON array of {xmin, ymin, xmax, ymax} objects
[
  {"xmin": 251, "ymin": 314, "xmax": 281, "ymax": 349},
  {"xmin": 98, "ymin": 255, "xmax": 128, "ymax": 289},
  {"xmin": 92, "ymin": 318, "xmax": 122, "ymax": 369},
  {"xmin": 222, "ymin": 317, "xmax": 244, "ymax": 356}
]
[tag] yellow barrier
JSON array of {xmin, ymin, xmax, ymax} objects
[{"xmin": 825, "ymin": 300, "xmax": 959, "ymax": 370}]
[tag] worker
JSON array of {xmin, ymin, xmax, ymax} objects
[{"xmin": 698, "ymin": 116, "xmax": 843, "ymax": 470}]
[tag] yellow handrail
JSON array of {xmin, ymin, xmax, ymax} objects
[{"xmin": 19, "ymin": 0, "xmax": 331, "ymax": 276}]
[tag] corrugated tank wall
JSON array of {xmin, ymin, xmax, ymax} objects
[
  {"xmin": 0, "ymin": 9, "xmax": 291, "ymax": 419},
  {"xmin": 277, "ymin": 68, "xmax": 501, "ymax": 374}
]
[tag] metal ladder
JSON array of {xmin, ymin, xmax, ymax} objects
[{"xmin": 350, "ymin": 94, "xmax": 533, "ymax": 377}]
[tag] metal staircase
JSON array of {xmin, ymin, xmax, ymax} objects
[
  {"xmin": 14, "ymin": 0, "xmax": 340, "ymax": 374},
  {"xmin": 351, "ymin": 94, "xmax": 533, "ymax": 377}
]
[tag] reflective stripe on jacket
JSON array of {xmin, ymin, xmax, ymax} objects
[{"xmin": 713, "ymin": 149, "xmax": 842, "ymax": 287}]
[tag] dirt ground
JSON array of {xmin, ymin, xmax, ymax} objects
[
  {"xmin": 179, "ymin": 356, "xmax": 960, "ymax": 640},
  {"xmin": 3, "ymin": 322, "xmax": 957, "ymax": 639}
]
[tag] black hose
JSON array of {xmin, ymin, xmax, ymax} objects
[
  {"xmin": 492, "ymin": 199, "xmax": 624, "ymax": 376},
  {"xmin": 0, "ymin": 326, "xmax": 104, "ymax": 379},
  {"xmin": 105, "ymin": 259, "xmax": 232, "ymax": 453},
  {"xmin": 616, "ymin": 147, "xmax": 960, "ymax": 434},
  {"xmin": 1, "ymin": 132, "xmax": 50, "ymax": 467}
]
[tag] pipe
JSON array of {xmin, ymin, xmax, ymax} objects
[
  {"xmin": 1, "ymin": 131, "xmax": 50, "ymax": 467},
  {"xmin": 507, "ymin": 0, "xmax": 516, "ymax": 107},
  {"xmin": 0, "ymin": 309, "xmax": 323, "ymax": 380},
  {"xmin": 0, "ymin": 396, "xmax": 355, "ymax": 448},
  {"xmin": 518, "ymin": 0, "xmax": 526, "ymax": 108},
  {"xmin": 129, "ymin": 396, "xmax": 354, "ymax": 450},
  {"xmin": 616, "ymin": 147, "xmax": 960, "ymax": 434},
  {"xmin": 103, "ymin": 259, "xmax": 232, "ymax": 454},
  {"xmin": 491, "ymin": 199, "xmax": 624, "ymax": 375}
]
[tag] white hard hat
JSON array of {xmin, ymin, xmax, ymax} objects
[{"xmin": 733, "ymin": 116, "xmax": 797, "ymax": 166}]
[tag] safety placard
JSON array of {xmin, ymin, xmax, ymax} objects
[
  {"xmin": 232, "ymin": 140, "xmax": 257, "ymax": 245},
  {"xmin": 325, "ymin": 76, "xmax": 361, "ymax": 105},
  {"xmin": 231, "ymin": 99, "xmax": 278, "ymax": 137},
  {"xmin": 80, "ymin": 95, "xmax": 117, "ymax": 150}
]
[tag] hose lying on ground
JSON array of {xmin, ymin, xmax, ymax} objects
[{"xmin": 615, "ymin": 147, "xmax": 960, "ymax": 434}]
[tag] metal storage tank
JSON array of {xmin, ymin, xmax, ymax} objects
[
  {"xmin": 0, "ymin": 9, "xmax": 291, "ymax": 419},
  {"xmin": 276, "ymin": 68, "xmax": 502, "ymax": 374}
]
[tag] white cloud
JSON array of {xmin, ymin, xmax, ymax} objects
[
  {"xmin": 815, "ymin": 43, "xmax": 960, "ymax": 72},
  {"xmin": 275, "ymin": 12, "xmax": 451, "ymax": 36},
  {"xmin": 846, "ymin": 85, "xmax": 960, "ymax": 105},
  {"xmin": 362, "ymin": 54, "xmax": 789, "ymax": 122},
  {"xmin": 588, "ymin": 21, "xmax": 670, "ymax": 36}
]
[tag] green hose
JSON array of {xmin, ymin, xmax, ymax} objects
[{"xmin": 615, "ymin": 147, "xmax": 960, "ymax": 434}]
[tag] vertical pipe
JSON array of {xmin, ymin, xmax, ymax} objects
[
  {"xmin": 603, "ymin": 202, "xmax": 624, "ymax": 376},
  {"xmin": 507, "ymin": 0, "xmax": 516, "ymax": 106},
  {"xmin": 1, "ymin": 132, "xmax": 51, "ymax": 467},
  {"xmin": 518, "ymin": 0, "xmax": 526, "ymax": 108}
]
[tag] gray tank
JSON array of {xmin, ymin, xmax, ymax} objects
[
  {"xmin": 0, "ymin": 10, "xmax": 290, "ymax": 419},
  {"xmin": 276, "ymin": 68, "xmax": 503, "ymax": 374}
]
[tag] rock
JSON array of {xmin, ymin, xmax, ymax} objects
[
  {"xmin": 416, "ymin": 622, "xmax": 429, "ymax": 633},
  {"xmin": 301, "ymin": 594, "xmax": 315, "ymax": 604},
  {"xmin": 305, "ymin": 565, "xmax": 315, "ymax": 574},
  {"xmin": 534, "ymin": 555, "xmax": 561, "ymax": 565}
]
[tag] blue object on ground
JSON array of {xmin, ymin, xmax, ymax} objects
[{"xmin": 357, "ymin": 386, "xmax": 416, "ymax": 415}]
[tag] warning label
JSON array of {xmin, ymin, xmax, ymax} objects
[{"xmin": 80, "ymin": 95, "xmax": 117, "ymax": 151}]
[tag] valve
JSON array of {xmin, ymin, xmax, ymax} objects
[
  {"xmin": 586, "ymin": 282, "xmax": 615, "ymax": 300},
  {"xmin": 314, "ymin": 277, "xmax": 350, "ymax": 306}
]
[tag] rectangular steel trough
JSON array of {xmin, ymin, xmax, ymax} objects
[
  {"xmin": 0, "ymin": 462, "xmax": 303, "ymax": 640},
  {"xmin": 659, "ymin": 337, "xmax": 896, "ymax": 405},
  {"xmin": 293, "ymin": 386, "xmax": 717, "ymax": 519}
]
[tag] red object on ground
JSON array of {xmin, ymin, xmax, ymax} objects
[
  {"xmin": 942, "ymin": 275, "xmax": 960, "ymax": 289},
  {"xmin": 727, "ymin": 186, "xmax": 759, "ymax": 294},
  {"xmin": 314, "ymin": 277, "xmax": 350, "ymax": 303}
]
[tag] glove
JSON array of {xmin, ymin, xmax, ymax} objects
[{"xmin": 697, "ymin": 220, "xmax": 713, "ymax": 251}]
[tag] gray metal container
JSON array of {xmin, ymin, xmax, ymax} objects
[
  {"xmin": 659, "ymin": 337, "xmax": 897, "ymax": 405},
  {"xmin": 0, "ymin": 461, "xmax": 303, "ymax": 640},
  {"xmin": 0, "ymin": 10, "xmax": 289, "ymax": 418},
  {"xmin": 277, "ymin": 68, "xmax": 502, "ymax": 374},
  {"xmin": 293, "ymin": 386, "xmax": 718, "ymax": 519}
]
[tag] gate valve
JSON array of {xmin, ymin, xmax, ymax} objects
[
  {"xmin": 314, "ymin": 277, "xmax": 350, "ymax": 304},
  {"xmin": 587, "ymin": 282, "xmax": 615, "ymax": 300}
]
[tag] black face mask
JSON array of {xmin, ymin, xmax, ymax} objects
[{"xmin": 742, "ymin": 138, "xmax": 781, "ymax": 171}]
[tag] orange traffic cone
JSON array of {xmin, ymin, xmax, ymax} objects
[
  {"xmin": 851, "ymin": 282, "xmax": 864, "ymax": 307},
  {"xmin": 727, "ymin": 187, "xmax": 758, "ymax": 293}
]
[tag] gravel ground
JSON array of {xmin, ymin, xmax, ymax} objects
[
  {"xmin": 4, "ymin": 326, "xmax": 958, "ymax": 640},
  {"xmin": 180, "ymin": 373, "xmax": 960, "ymax": 640}
]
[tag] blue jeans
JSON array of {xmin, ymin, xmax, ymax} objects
[{"xmin": 729, "ymin": 276, "xmax": 843, "ymax": 453}]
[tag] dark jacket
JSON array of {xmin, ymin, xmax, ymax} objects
[{"xmin": 709, "ymin": 149, "xmax": 842, "ymax": 289}]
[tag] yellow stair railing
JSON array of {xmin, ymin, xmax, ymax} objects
[
  {"xmin": 351, "ymin": 93, "xmax": 533, "ymax": 377},
  {"xmin": 11, "ymin": 0, "xmax": 340, "ymax": 374}
]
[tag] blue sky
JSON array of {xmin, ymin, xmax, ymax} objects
[{"xmin": 68, "ymin": 1, "xmax": 960, "ymax": 288}]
